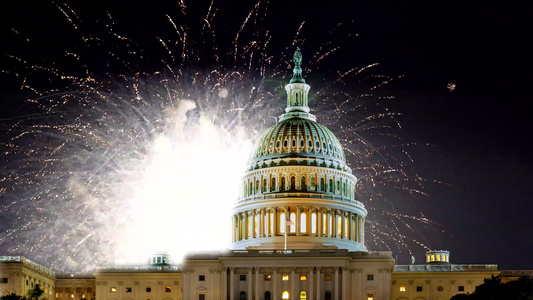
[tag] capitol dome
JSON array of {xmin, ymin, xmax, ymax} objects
[{"xmin": 229, "ymin": 48, "xmax": 367, "ymax": 252}]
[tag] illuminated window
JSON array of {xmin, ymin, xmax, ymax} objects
[
  {"xmin": 311, "ymin": 213, "xmax": 317, "ymax": 234},
  {"xmin": 255, "ymin": 215, "xmax": 259, "ymax": 236},
  {"xmin": 458, "ymin": 286, "xmax": 464, "ymax": 292},
  {"xmin": 337, "ymin": 215, "xmax": 342, "ymax": 236},
  {"xmin": 70, "ymin": 294, "xmax": 73, "ymax": 299},
  {"xmin": 300, "ymin": 291, "xmax": 307, "ymax": 299},
  {"xmin": 199, "ymin": 275, "xmax": 205, "ymax": 281},
  {"xmin": 282, "ymin": 275, "xmax": 289, "ymax": 281},
  {"xmin": 325, "ymin": 274, "xmax": 332, "ymax": 281},
  {"xmin": 280, "ymin": 213, "xmax": 286, "ymax": 233},
  {"xmin": 322, "ymin": 214, "xmax": 327, "ymax": 235},
  {"xmin": 367, "ymin": 274, "xmax": 374, "ymax": 281},
  {"xmin": 367, "ymin": 294, "xmax": 374, "ymax": 300},
  {"xmin": 431, "ymin": 255, "xmax": 435, "ymax": 262},
  {"xmin": 110, "ymin": 287, "xmax": 117, "ymax": 293},
  {"xmin": 45, "ymin": 288, "xmax": 48, "ymax": 293},
  {"xmin": 264, "ymin": 275, "xmax": 271, "ymax": 281},
  {"xmin": 437, "ymin": 254, "xmax": 441, "ymax": 261},
  {"xmin": 399, "ymin": 286, "xmax": 406, "ymax": 292},
  {"xmin": 416, "ymin": 286, "xmax": 423, "ymax": 292},
  {"xmin": 240, "ymin": 275, "xmax": 247, "ymax": 281},
  {"xmin": 165, "ymin": 287, "xmax": 171, "ymax": 292},
  {"xmin": 290, "ymin": 213, "xmax": 296, "ymax": 233},
  {"xmin": 270, "ymin": 213, "xmax": 274, "ymax": 234},
  {"xmin": 282, "ymin": 291, "xmax": 289, "ymax": 299},
  {"xmin": 344, "ymin": 217, "xmax": 349, "ymax": 238},
  {"xmin": 126, "ymin": 287, "xmax": 132, "ymax": 292},
  {"xmin": 56, "ymin": 293, "xmax": 58, "ymax": 298},
  {"xmin": 301, "ymin": 213, "xmax": 307, "ymax": 233},
  {"xmin": 300, "ymin": 275, "xmax": 307, "ymax": 281}
]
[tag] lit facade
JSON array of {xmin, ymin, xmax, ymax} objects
[{"xmin": 0, "ymin": 49, "xmax": 508, "ymax": 300}]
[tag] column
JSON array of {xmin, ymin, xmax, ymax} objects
[
  {"xmin": 341, "ymin": 267, "xmax": 348, "ymax": 300},
  {"xmin": 334, "ymin": 267, "xmax": 339, "ymax": 300},
  {"xmin": 408, "ymin": 280, "xmax": 414, "ymax": 300},
  {"xmin": 273, "ymin": 208, "xmax": 278, "ymax": 236},
  {"xmin": 230, "ymin": 267, "xmax": 235, "ymax": 300},
  {"xmin": 340, "ymin": 211, "xmax": 345, "ymax": 239},
  {"xmin": 260, "ymin": 209, "xmax": 265, "ymax": 237},
  {"xmin": 273, "ymin": 267, "xmax": 278, "ymax": 300},
  {"xmin": 222, "ymin": 267, "xmax": 228, "ymax": 300},
  {"xmin": 134, "ymin": 281, "xmax": 140, "ymax": 300},
  {"xmin": 317, "ymin": 209, "xmax": 323, "ymax": 237},
  {"xmin": 291, "ymin": 267, "xmax": 296, "ymax": 300},
  {"xmin": 350, "ymin": 269, "xmax": 356, "ymax": 300},
  {"xmin": 325, "ymin": 210, "xmax": 330, "ymax": 237},
  {"xmin": 252, "ymin": 210, "xmax": 256, "ymax": 238},
  {"xmin": 255, "ymin": 268, "xmax": 260, "ymax": 300},
  {"xmin": 316, "ymin": 267, "xmax": 321, "ymax": 300},
  {"xmin": 296, "ymin": 207, "xmax": 301, "ymax": 236},
  {"xmin": 309, "ymin": 267, "xmax": 314, "ymax": 300},
  {"xmin": 248, "ymin": 267, "xmax": 253, "ymax": 300}
]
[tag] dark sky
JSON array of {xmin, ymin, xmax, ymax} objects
[{"xmin": 1, "ymin": 1, "xmax": 532, "ymax": 270}]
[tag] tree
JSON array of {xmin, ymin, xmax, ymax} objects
[
  {"xmin": 0, "ymin": 284, "xmax": 45, "ymax": 300},
  {"xmin": 450, "ymin": 275, "xmax": 532, "ymax": 300}
]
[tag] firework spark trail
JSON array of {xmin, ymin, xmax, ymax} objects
[{"xmin": 0, "ymin": 0, "xmax": 440, "ymax": 271}]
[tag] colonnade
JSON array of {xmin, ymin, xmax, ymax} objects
[
  {"xmin": 232, "ymin": 206, "xmax": 364, "ymax": 244},
  {"xmin": 242, "ymin": 172, "xmax": 355, "ymax": 200}
]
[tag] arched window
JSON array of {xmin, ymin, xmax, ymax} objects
[
  {"xmin": 256, "ymin": 180, "xmax": 260, "ymax": 194},
  {"xmin": 320, "ymin": 178, "xmax": 325, "ymax": 192},
  {"xmin": 282, "ymin": 291, "xmax": 289, "ymax": 300},
  {"xmin": 281, "ymin": 177, "xmax": 286, "ymax": 190},
  {"xmin": 255, "ymin": 214, "xmax": 259, "ymax": 236},
  {"xmin": 300, "ymin": 176, "xmax": 306, "ymax": 191},
  {"xmin": 300, "ymin": 213, "xmax": 307, "ymax": 233},
  {"xmin": 247, "ymin": 216, "xmax": 252, "ymax": 238},
  {"xmin": 271, "ymin": 178, "xmax": 276, "ymax": 191},
  {"xmin": 336, "ymin": 180, "xmax": 340, "ymax": 194},
  {"xmin": 240, "ymin": 291, "xmax": 246, "ymax": 300},
  {"xmin": 344, "ymin": 216, "xmax": 349, "ymax": 238},
  {"xmin": 329, "ymin": 179, "xmax": 334, "ymax": 193},
  {"xmin": 280, "ymin": 213, "xmax": 286, "ymax": 234},
  {"xmin": 311, "ymin": 177, "xmax": 316, "ymax": 191},
  {"xmin": 325, "ymin": 291, "xmax": 332, "ymax": 300},
  {"xmin": 291, "ymin": 176, "xmax": 296, "ymax": 190},
  {"xmin": 248, "ymin": 181, "xmax": 252, "ymax": 196},
  {"xmin": 263, "ymin": 178, "xmax": 267, "ymax": 192},
  {"xmin": 323, "ymin": 213, "xmax": 327, "ymax": 235},
  {"xmin": 300, "ymin": 291, "xmax": 307, "ymax": 300},
  {"xmin": 264, "ymin": 291, "xmax": 271, "ymax": 300},
  {"xmin": 290, "ymin": 213, "xmax": 296, "ymax": 233},
  {"xmin": 311, "ymin": 213, "xmax": 317, "ymax": 234}
]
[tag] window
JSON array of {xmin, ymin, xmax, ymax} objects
[
  {"xmin": 264, "ymin": 275, "xmax": 271, "ymax": 281},
  {"xmin": 437, "ymin": 286, "xmax": 443, "ymax": 292},
  {"xmin": 282, "ymin": 291, "xmax": 289, "ymax": 299},
  {"xmin": 280, "ymin": 213, "xmax": 286, "ymax": 233},
  {"xmin": 199, "ymin": 275, "xmax": 205, "ymax": 281},
  {"xmin": 458, "ymin": 286, "xmax": 465, "ymax": 292},
  {"xmin": 126, "ymin": 287, "xmax": 132, "ymax": 293},
  {"xmin": 416, "ymin": 286, "xmax": 423, "ymax": 292},
  {"xmin": 0, "ymin": 278, "xmax": 7, "ymax": 283},
  {"xmin": 300, "ymin": 291, "xmax": 307, "ymax": 300},
  {"xmin": 311, "ymin": 213, "xmax": 317, "ymax": 234},
  {"xmin": 240, "ymin": 275, "xmax": 246, "ymax": 281},
  {"xmin": 240, "ymin": 291, "xmax": 247, "ymax": 300},
  {"xmin": 324, "ymin": 274, "xmax": 332, "ymax": 281},
  {"xmin": 367, "ymin": 294, "xmax": 374, "ymax": 300},
  {"xmin": 165, "ymin": 287, "xmax": 171, "ymax": 292},
  {"xmin": 367, "ymin": 274, "xmax": 374, "ymax": 281},
  {"xmin": 300, "ymin": 213, "xmax": 307, "ymax": 233},
  {"xmin": 199, "ymin": 295, "xmax": 205, "ymax": 300},
  {"xmin": 282, "ymin": 275, "xmax": 289, "ymax": 281},
  {"xmin": 300, "ymin": 275, "xmax": 307, "ymax": 281},
  {"xmin": 325, "ymin": 291, "xmax": 332, "ymax": 300},
  {"xmin": 146, "ymin": 287, "xmax": 152, "ymax": 293},
  {"xmin": 264, "ymin": 291, "xmax": 271, "ymax": 300},
  {"xmin": 399, "ymin": 286, "xmax": 406, "ymax": 292},
  {"xmin": 110, "ymin": 287, "xmax": 117, "ymax": 293}
]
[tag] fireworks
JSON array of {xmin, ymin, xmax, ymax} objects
[{"xmin": 1, "ymin": 1, "xmax": 437, "ymax": 271}]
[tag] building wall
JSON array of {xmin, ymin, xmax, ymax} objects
[
  {"xmin": 391, "ymin": 265, "xmax": 499, "ymax": 300},
  {"xmin": 93, "ymin": 271, "xmax": 182, "ymax": 300},
  {"xmin": 0, "ymin": 256, "xmax": 56, "ymax": 299}
]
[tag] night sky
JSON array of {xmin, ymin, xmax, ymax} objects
[{"xmin": 1, "ymin": 1, "xmax": 532, "ymax": 270}]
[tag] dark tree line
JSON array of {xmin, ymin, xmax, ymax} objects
[{"xmin": 451, "ymin": 276, "xmax": 532, "ymax": 300}]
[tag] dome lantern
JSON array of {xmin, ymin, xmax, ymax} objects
[{"xmin": 280, "ymin": 47, "xmax": 314, "ymax": 121}]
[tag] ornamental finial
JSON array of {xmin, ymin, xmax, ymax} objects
[{"xmin": 290, "ymin": 47, "xmax": 306, "ymax": 84}]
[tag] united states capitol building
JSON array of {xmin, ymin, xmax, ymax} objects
[{"xmin": 1, "ymin": 49, "xmax": 522, "ymax": 300}]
